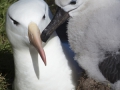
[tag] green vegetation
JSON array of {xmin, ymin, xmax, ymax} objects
[
  {"xmin": 0, "ymin": 0, "xmax": 57, "ymax": 89},
  {"xmin": 0, "ymin": 0, "xmax": 16, "ymax": 90},
  {"xmin": 0, "ymin": 0, "xmax": 16, "ymax": 52},
  {"xmin": 0, "ymin": 74, "xmax": 8, "ymax": 90},
  {"xmin": 45, "ymin": 0, "xmax": 57, "ymax": 14}
]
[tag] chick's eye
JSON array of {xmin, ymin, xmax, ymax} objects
[
  {"xmin": 9, "ymin": 16, "xmax": 19, "ymax": 26},
  {"xmin": 70, "ymin": 1, "xmax": 76, "ymax": 5}
]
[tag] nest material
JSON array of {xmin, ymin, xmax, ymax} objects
[{"xmin": 77, "ymin": 72, "xmax": 112, "ymax": 90}]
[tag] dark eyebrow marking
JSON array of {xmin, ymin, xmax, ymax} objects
[{"xmin": 8, "ymin": 14, "xmax": 19, "ymax": 26}]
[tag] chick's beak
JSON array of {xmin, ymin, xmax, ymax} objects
[
  {"xmin": 41, "ymin": 7, "xmax": 69, "ymax": 42},
  {"xmin": 28, "ymin": 22, "xmax": 46, "ymax": 66}
]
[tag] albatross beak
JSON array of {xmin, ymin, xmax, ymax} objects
[
  {"xmin": 41, "ymin": 7, "xmax": 69, "ymax": 42},
  {"xmin": 28, "ymin": 22, "xmax": 46, "ymax": 66}
]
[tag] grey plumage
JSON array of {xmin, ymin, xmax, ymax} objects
[{"xmin": 99, "ymin": 50, "xmax": 120, "ymax": 84}]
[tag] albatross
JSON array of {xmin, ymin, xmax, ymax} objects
[
  {"xmin": 6, "ymin": 0, "xmax": 79, "ymax": 90},
  {"xmin": 41, "ymin": 0, "xmax": 120, "ymax": 89}
]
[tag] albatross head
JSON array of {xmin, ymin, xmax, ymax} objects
[
  {"xmin": 6, "ymin": 0, "xmax": 52, "ymax": 65},
  {"xmin": 41, "ymin": 0, "xmax": 84, "ymax": 42}
]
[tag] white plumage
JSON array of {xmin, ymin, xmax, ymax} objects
[
  {"xmin": 41, "ymin": 0, "xmax": 120, "ymax": 89},
  {"xmin": 6, "ymin": 0, "xmax": 79, "ymax": 90}
]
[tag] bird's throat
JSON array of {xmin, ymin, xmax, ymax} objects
[{"xmin": 13, "ymin": 48, "xmax": 40, "ymax": 82}]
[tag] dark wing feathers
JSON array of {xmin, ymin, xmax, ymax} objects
[{"xmin": 99, "ymin": 51, "xmax": 120, "ymax": 83}]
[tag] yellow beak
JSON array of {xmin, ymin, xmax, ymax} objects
[{"xmin": 28, "ymin": 22, "xmax": 46, "ymax": 66}]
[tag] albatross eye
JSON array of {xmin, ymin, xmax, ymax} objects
[
  {"xmin": 9, "ymin": 16, "xmax": 19, "ymax": 26},
  {"xmin": 43, "ymin": 14, "xmax": 45, "ymax": 19},
  {"xmin": 70, "ymin": 1, "xmax": 76, "ymax": 5}
]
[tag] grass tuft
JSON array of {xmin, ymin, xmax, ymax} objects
[
  {"xmin": 0, "ymin": 74, "xmax": 9, "ymax": 90},
  {"xmin": 0, "ymin": 0, "xmax": 17, "ymax": 52}
]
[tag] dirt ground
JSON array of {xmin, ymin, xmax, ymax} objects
[{"xmin": 77, "ymin": 72, "xmax": 112, "ymax": 90}]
